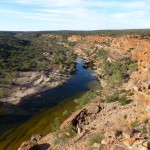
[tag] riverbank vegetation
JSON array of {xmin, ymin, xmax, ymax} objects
[
  {"xmin": 0, "ymin": 33, "xmax": 76, "ymax": 75},
  {"xmin": 0, "ymin": 33, "xmax": 77, "ymax": 97},
  {"xmin": 74, "ymin": 90, "xmax": 99, "ymax": 109},
  {"xmin": 95, "ymin": 48, "xmax": 137, "ymax": 89}
]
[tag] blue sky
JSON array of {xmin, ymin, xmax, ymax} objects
[{"xmin": 0, "ymin": 0, "xmax": 150, "ymax": 31}]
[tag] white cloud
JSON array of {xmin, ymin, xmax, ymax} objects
[
  {"xmin": 5, "ymin": 0, "xmax": 85, "ymax": 7},
  {"xmin": 0, "ymin": 0, "xmax": 150, "ymax": 30},
  {"xmin": 5, "ymin": 0, "xmax": 150, "ymax": 9}
]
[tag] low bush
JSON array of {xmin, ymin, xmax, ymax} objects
[
  {"xmin": 118, "ymin": 97, "xmax": 132, "ymax": 106},
  {"xmin": 105, "ymin": 94, "xmax": 118, "ymax": 103},
  {"xmin": 105, "ymin": 92, "xmax": 132, "ymax": 105},
  {"xmin": 0, "ymin": 88, "xmax": 7, "ymax": 97},
  {"xmin": 129, "ymin": 62, "xmax": 138, "ymax": 72},
  {"xmin": 53, "ymin": 125, "xmax": 77, "ymax": 145},
  {"xmin": 88, "ymin": 132, "xmax": 103, "ymax": 148},
  {"xmin": 74, "ymin": 90, "xmax": 99, "ymax": 109},
  {"xmin": 115, "ymin": 130, "xmax": 122, "ymax": 137},
  {"xmin": 124, "ymin": 115, "xmax": 127, "ymax": 119},
  {"xmin": 96, "ymin": 48, "xmax": 108, "ymax": 59},
  {"xmin": 51, "ymin": 117, "xmax": 61, "ymax": 132},
  {"xmin": 131, "ymin": 121, "xmax": 139, "ymax": 128}
]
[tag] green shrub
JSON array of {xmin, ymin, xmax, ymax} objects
[
  {"xmin": 62, "ymin": 110, "xmax": 72, "ymax": 119},
  {"xmin": 51, "ymin": 117, "xmax": 61, "ymax": 132},
  {"xmin": 96, "ymin": 48, "xmax": 108, "ymax": 59},
  {"xmin": 105, "ymin": 94, "xmax": 119, "ymax": 103},
  {"xmin": 124, "ymin": 115, "xmax": 127, "ymax": 119},
  {"xmin": 53, "ymin": 125, "xmax": 76, "ymax": 145},
  {"xmin": 118, "ymin": 97, "xmax": 132, "ymax": 106},
  {"xmin": 101, "ymin": 58, "xmax": 137, "ymax": 89},
  {"xmin": 129, "ymin": 63, "xmax": 138, "ymax": 72},
  {"xmin": 91, "ymin": 127, "xmax": 96, "ymax": 130},
  {"xmin": 37, "ymin": 61, "xmax": 48, "ymax": 71},
  {"xmin": 74, "ymin": 90, "xmax": 99, "ymax": 109},
  {"xmin": 105, "ymin": 92, "xmax": 132, "ymax": 105},
  {"xmin": 115, "ymin": 130, "xmax": 122, "ymax": 137},
  {"xmin": 53, "ymin": 132, "xmax": 67, "ymax": 145},
  {"xmin": 88, "ymin": 132, "xmax": 103, "ymax": 148},
  {"xmin": 131, "ymin": 121, "xmax": 139, "ymax": 128},
  {"xmin": 142, "ymin": 126, "xmax": 148, "ymax": 134},
  {"xmin": 64, "ymin": 125, "xmax": 77, "ymax": 138},
  {"xmin": 0, "ymin": 88, "xmax": 6, "ymax": 97}
]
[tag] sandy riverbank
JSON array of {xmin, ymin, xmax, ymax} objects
[{"xmin": 0, "ymin": 70, "xmax": 71, "ymax": 105}]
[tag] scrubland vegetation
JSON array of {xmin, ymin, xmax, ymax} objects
[{"xmin": 0, "ymin": 33, "xmax": 77, "ymax": 97}]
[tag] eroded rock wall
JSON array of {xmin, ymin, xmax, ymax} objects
[
  {"xmin": 131, "ymin": 48, "xmax": 150, "ymax": 117},
  {"xmin": 68, "ymin": 35, "xmax": 150, "ymax": 116}
]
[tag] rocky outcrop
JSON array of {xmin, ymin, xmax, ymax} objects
[
  {"xmin": 0, "ymin": 69, "xmax": 70, "ymax": 104},
  {"xmin": 74, "ymin": 34, "xmax": 150, "ymax": 118},
  {"xmin": 68, "ymin": 35, "xmax": 82, "ymax": 42},
  {"xmin": 18, "ymin": 134, "xmax": 43, "ymax": 150},
  {"xmin": 18, "ymin": 140, "xmax": 37, "ymax": 150},
  {"xmin": 129, "ymin": 48, "xmax": 150, "ymax": 117},
  {"xmin": 111, "ymin": 36, "xmax": 150, "ymax": 51},
  {"xmin": 60, "ymin": 102, "xmax": 102, "ymax": 132}
]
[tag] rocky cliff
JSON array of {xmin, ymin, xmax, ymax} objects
[
  {"xmin": 130, "ymin": 48, "xmax": 150, "ymax": 118},
  {"xmin": 69, "ymin": 35, "xmax": 150, "ymax": 116}
]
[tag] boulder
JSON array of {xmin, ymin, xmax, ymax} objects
[
  {"xmin": 101, "ymin": 139, "xmax": 108, "ymax": 145},
  {"xmin": 122, "ymin": 128, "xmax": 134, "ymax": 139},
  {"xmin": 131, "ymin": 140, "xmax": 150, "ymax": 150},
  {"xmin": 60, "ymin": 103, "xmax": 102, "ymax": 130},
  {"xmin": 77, "ymin": 127, "xmax": 82, "ymax": 134},
  {"xmin": 60, "ymin": 110, "xmax": 82, "ymax": 129},
  {"xmin": 31, "ymin": 134, "xmax": 42, "ymax": 142},
  {"xmin": 112, "ymin": 143, "xmax": 129, "ymax": 150},
  {"xmin": 87, "ymin": 105, "xmax": 101, "ymax": 114},
  {"xmin": 93, "ymin": 143, "xmax": 101, "ymax": 148},
  {"xmin": 18, "ymin": 140, "xmax": 37, "ymax": 150}
]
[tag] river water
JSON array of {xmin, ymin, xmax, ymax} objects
[{"xmin": 0, "ymin": 58, "xmax": 99, "ymax": 150}]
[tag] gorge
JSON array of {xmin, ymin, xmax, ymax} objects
[
  {"xmin": 0, "ymin": 30, "xmax": 149, "ymax": 150},
  {"xmin": 0, "ymin": 58, "xmax": 99, "ymax": 150}
]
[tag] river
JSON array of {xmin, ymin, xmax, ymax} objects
[{"xmin": 0, "ymin": 58, "xmax": 99, "ymax": 150}]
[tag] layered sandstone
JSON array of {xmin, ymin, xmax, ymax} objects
[{"xmin": 131, "ymin": 49, "xmax": 150, "ymax": 116}]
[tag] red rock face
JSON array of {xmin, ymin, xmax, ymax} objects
[
  {"xmin": 129, "ymin": 40, "xmax": 150, "ymax": 115},
  {"xmin": 111, "ymin": 36, "xmax": 150, "ymax": 117},
  {"xmin": 132, "ymin": 50, "xmax": 150, "ymax": 63},
  {"xmin": 73, "ymin": 34, "xmax": 150, "ymax": 115},
  {"xmin": 68, "ymin": 35, "xmax": 82, "ymax": 42}
]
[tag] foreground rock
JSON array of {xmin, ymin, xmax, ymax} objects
[
  {"xmin": 18, "ymin": 140, "xmax": 37, "ymax": 150},
  {"xmin": 60, "ymin": 102, "xmax": 102, "ymax": 131},
  {"xmin": 18, "ymin": 134, "xmax": 46, "ymax": 150}
]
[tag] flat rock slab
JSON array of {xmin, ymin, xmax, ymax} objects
[{"xmin": 60, "ymin": 110, "xmax": 82, "ymax": 129}]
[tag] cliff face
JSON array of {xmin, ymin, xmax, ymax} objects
[
  {"xmin": 111, "ymin": 36, "xmax": 150, "ymax": 51},
  {"xmin": 68, "ymin": 35, "xmax": 150, "ymax": 117},
  {"xmin": 131, "ymin": 48, "xmax": 150, "ymax": 117},
  {"xmin": 111, "ymin": 36, "xmax": 150, "ymax": 116}
]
